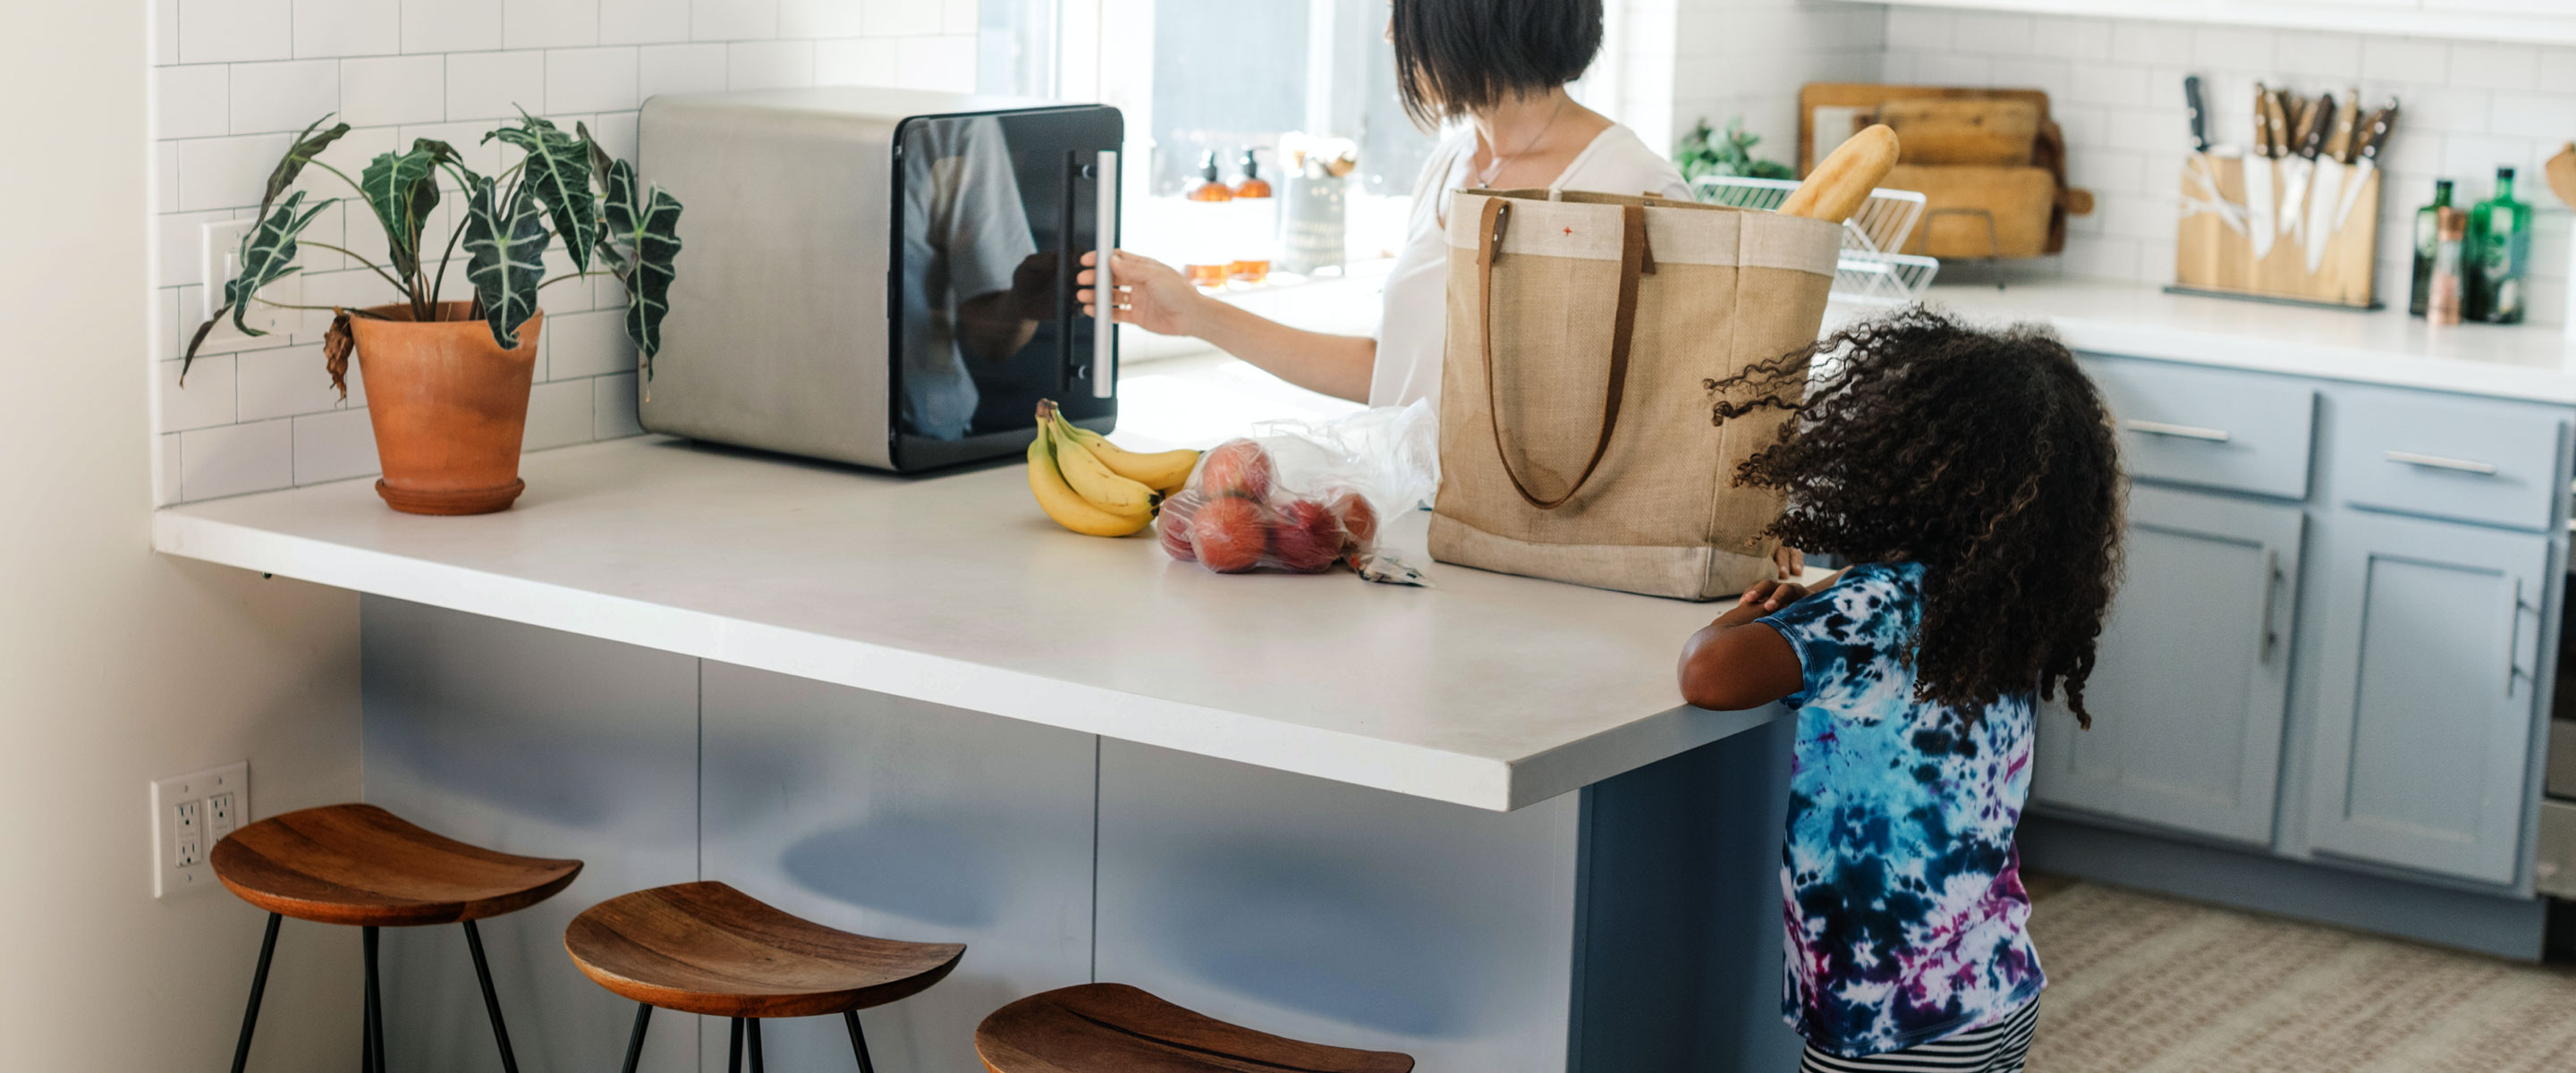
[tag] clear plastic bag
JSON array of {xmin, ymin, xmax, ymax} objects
[{"xmin": 1157, "ymin": 401, "xmax": 1436, "ymax": 585}]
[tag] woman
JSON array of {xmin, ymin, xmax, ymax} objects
[{"xmin": 1078, "ymin": 0, "xmax": 1685, "ymax": 408}]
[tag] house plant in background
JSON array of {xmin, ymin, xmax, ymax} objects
[
  {"xmin": 1673, "ymin": 116, "xmax": 1792, "ymax": 206},
  {"xmin": 182, "ymin": 112, "xmax": 683, "ymax": 514}
]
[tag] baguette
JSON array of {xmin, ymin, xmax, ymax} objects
[{"xmin": 1781, "ymin": 124, "xmax": 1901, "ymax": 224}]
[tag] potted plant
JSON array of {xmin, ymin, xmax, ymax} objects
[{"xmin": 182, "ymin": 111, "xmax": 684, "ymax": 514}]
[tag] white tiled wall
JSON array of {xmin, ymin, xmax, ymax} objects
[
  {"xmin": 1882, "ymin": 9, "xmax": 2574, "ymax": 319},
  {"xmin": 149, "ymin": 0, "xmax": 979, "ymax": 503},
  {"xmin": 1615, "ymin": 0, "xmax": 1886, "ymax": 160}
]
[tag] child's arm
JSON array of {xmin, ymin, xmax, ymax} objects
[{"xmin": 1676, "ymin": 573, "xmax": 1842, "ymax": 711}]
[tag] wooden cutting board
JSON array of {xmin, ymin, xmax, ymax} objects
[
  {"xmin": 1887, "ymin": 165, "xmax": 2058, "ymax": 258},
  {"xmin": 1877, "ymin": 98, "xmax": 2041, "ymax": 166}
]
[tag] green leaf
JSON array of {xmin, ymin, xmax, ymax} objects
[
  {"xmin": 489, "ymin": 112, "xmax": 600, "ymax": 272},
  {"xmin": 411, "ymin": 137, "xmax": 482, "ymax": 187},
  {"xmin": 462, "ymin": 177, "xmax": 548, "ymax": 351},
  {"xmin": 601, "ymin": 160, "xmax": 683, "ymax": 373},
  {"xmin": 360, "ymin": 150, "xmax": 441, "ymax": 280},
  {"xmin": 576, "ymin": 121, "xmax": 614, "ymax": 193},
  {"xmin": 260, "ymin": 114, "xmax": 351, "ymax": 219},
  {"xmin": 225, "ymin": 190, "xmax": 332, "ymax": 338}
]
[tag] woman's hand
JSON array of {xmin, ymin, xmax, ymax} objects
[
  {"xmin": 1078, "ymin": 250, "xmax": 1204, "ymax": 337},
  {"xmin": 1774, "ymin": 545, "xmax": 1804, "ymax": 579}
]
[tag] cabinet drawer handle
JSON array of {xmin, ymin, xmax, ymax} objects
[
  {"xmin": 2123, "ymin": 419, "xmax": 2231, "ymax": 443},
  {"xmin": 2258, "ymin": 549, "xmax": 2284, "ymax": 664},
  {"xmin": 2385, "ymin": 451, "xmax": 2499, "ymax": 475}
]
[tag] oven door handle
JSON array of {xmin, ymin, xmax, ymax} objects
[{"xmin": 1092, "ymin": 148, "xmax": 1118, "ymax": 399}]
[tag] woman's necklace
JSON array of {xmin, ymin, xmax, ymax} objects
[{"xmin": 1474, "ymin": 96, "xmax": 1567, "ymax": 188}]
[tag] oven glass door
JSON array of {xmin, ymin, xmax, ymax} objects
[{"xmin": 889, "ymin": 106, "xmax": 1123, "ymax": 471}]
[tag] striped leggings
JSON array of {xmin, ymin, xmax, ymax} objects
[{"xmin": 1798, "ymin": 1000, "xmax": 2039, "ymax": 1073}]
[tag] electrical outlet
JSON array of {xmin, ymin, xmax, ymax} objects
[
  {"xmin": 198, "ymin": 219, "xmax": 297, "ymax": 346},
  {"xmin": 152, "ymin": 762, "xmax": 248, "ymax": 898}
]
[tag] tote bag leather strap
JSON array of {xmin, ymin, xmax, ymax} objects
[{"xmin": 1476, "ymin": 197, "xmax": 1650, "ymax": 511}]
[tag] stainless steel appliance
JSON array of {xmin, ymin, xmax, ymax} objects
[{"xmin": 638, "ymin": 88, "xmax": 1123, "ymax": 471}]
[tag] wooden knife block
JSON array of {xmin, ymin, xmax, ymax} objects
[{"xmin": 2174, "ymin": 153, "xmax": 2381, "ymax": 309}]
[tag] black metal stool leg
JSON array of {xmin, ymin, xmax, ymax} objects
[
  {"xmin": 229, "ymin": 913, "xmax": 284, "ymax": 1073},
  {"xmin": 460, "ymin": 920, "xmax": 521, "ymax": 1073},
  {"xmin": 843, "ymin": 1010, "xmax": 876, "ymax": 1073},
  {"xmin": 617, "ymin": 1002, "xmax": 653, "ymax": 1073},
  {"xmin": 747, "ymin": 1018, "xmax": 766, "ymax": 1073},
  {"xmin": 362, "ymin": 925, "xmax": 386, "ymax": 1073},
  {"xmin": 728, "ymin": 1018, "xmax": 744, "ymax": 1073}
]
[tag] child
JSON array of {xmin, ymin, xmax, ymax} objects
[{"xmin": 1676, "ymin": 308, "xmax": 2123, "ymax": 1072}]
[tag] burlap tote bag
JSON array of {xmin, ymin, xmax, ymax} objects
[{"xmin": 1428, "ymin": 189, "xmax": 1841, "ymax": 600}]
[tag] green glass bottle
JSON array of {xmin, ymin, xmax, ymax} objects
[
  {"xmin": 2467, "ymin": 166, "xmax": 2531, "ymax": 324},
  {"xmin": 2409, "ymin": 179, "xmax": 2453, "ymax": 317}
]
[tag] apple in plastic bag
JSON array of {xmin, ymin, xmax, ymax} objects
[
  {"xmin": 1191, "ymin": 494, "xmax": 1269, "ymax": 573},
  {"xmin": 1199, "ymin": 440, "xmax": 1274, "ymax": 501},
  {"xmin": 1272, "ymin": 499, "xmax": 1346, "ymax": 573}
]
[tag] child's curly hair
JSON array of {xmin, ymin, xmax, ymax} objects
[{"xmin": 1713, "ymin": 307, "xmax": 2124, "ymax": 727}]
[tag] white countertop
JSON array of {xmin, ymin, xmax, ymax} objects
[
  {"xmin": 1853, "ymin": 279, "xmax": 2576, "ymax": 405},
  {"xmin": 153, "ymin": 422, "xmax": 1787, "ymax": 813}
]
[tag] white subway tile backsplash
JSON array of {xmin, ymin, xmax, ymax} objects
[
  {"xmin": 400, "ymin": 120, "xmax": 512, "ymax": 176},
  {"xmin": 181, "ymin": 419, "xmax": 295, "ymax": 499},
  {"xmin": 2450, "ymin": 42, "xmax": 2540, "ymax": 93},
  {"xmin": 2068, "ymin": 63, "xmax": 2148, "ymax": 108},
  {"xmin": 506, "ymin": 0, "xmax": 600, "ymax": 48},
  {"xmin": 2109, "ymin": 21, "xmax": 2191, "ymax": 67},
  {"xmin": 158, "ymin": 144, "xmax": 182, "ymax": 212},
  {"xmin": 177, "ymin": 132, "xmax": 294, "ymax": 210},
  {"xmin": 295, "ymin": 0, "xmax": 398, "ymax": 57},
  {"xmin": 941, "ymin": 0, "xmax": 976, "ymax": 38},
  {"xmin": 339, "ymin": 55, "xmax": 445, "ymax": 125},
  {"xmin": 404, "ymin": 0, "xmax": 503, "ymax": 53},
  {"xmin": 157, "ymin": 66, "xmax": 231, "ymax": 139},
  {"xmin": 2275, "ymin": 32, "xmax": 2361, "ymax": 80},
  {"xmin": 865, "ymin": 0, "xmax": 941, "ymax": 38},
  {"xmin": 238, "ymin": 343, "xmax": 358, "ymax": 420},
  {"xmin": 547, "ymin": 47, "xmax": 640, "ymax": 112},
  {"xmin": 1884, "ymin": 8, "xmax": 1953, "ymax": 52},
  {"xmin": 781, "ymin": 0, "xmax": 868, "ymax": 38},
  {"xmin": 158, "ymin": 433, "xmax": 185, "ymax": 505},
  {"xmin": 445, "ymin": 50, "xmax": 547, "ymax": 121},
  {"xmin": 161, "ymin": 355, "xmax": 238, "ymax": 431},
  {"xmin": 522, "ymin": 378, "xmax": 594, "ymax": 451},
  {"xmin": 729, "ymin": 39, "xmax": 816, "ymax": 89},
  {"xmin": 1988, "ymin": 55, "xmax": 2072, "ymax": 103},
  {"xmin": 2028, "ymin": 16, "xmax": 2109, "ymax": 63},
  {"xmin": 229, "ymin": 60, "xmax": 339, "ymax": 133},
  {"xmin": 1914, "ymin": 52, "xmax": 1990, "ymax": 86},
  {"xmin": 2542, "ymin": 47, "xmax": 2576, "ymax": 95},
  {"xmin": 158, "ymin": 210, "xmax": 233, "ymax": 288},
  {"xmin": 595, "ymin": 374, "xmax": 644, "ymax": 438},
  {"xmin": 603, "ymin": 0, "xmax": 693, "ymax": 45},
  {"xmin": 640, "ymin": 42, "xmax": 729, "ymax": 97},
  {"xmin": 181, "ymin": 0, "xmax": 295, "ymax": 63},
  {"xmin": 898, "ymin": 35, "xmax": 975, "ymax": 92},
  {"xmin": 292, "ymin": 408, "xmax": 382, "ymax": 483},
  {"xmin": 2489, "ymin": 93, "xmax": 2576, "ymax": 140},
  {"xmin": 158, "ymin": 0, "xmax": 182, "ymax": 63},
  {"xmin": 1949, "ymin": 13, "xmax": 2032, "ymax": 56},
  {"xmin": 695, "ymin": 0, "xmax": 781, "ymax": 41},
  {"xmin": 2190, "ymin": 28, "xmax": 2273, "ymax": 73},
  {"xmin": 546, "ymin": 309, "xmax": 638, "ymax": 379},
  {"xmin": 2362, "ymin": 37, "xmax": 2447, "ymax": 85},
  {"xmin": 590, "ymin": 110, "xmax": 640, "ymax": 162}
]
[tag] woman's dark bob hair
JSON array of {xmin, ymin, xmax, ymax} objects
[{"xmin": 1392, "ymin": 0, "xmax": 1604, "ymax": 127}]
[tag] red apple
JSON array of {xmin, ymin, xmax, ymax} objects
[
  {"xmin": 1199, "ymin": 439, "xmax": 1274, "ymax": 501},
  {"xmin": 1272, "ymin": 499, "xmax": 1346, "ymax": 573},
  {"xmin": 1158, "ymin": 491, "xmax": 1204, "ymax": 562},
  {"xmin": 1191, "ymin": 494, "xmax": 1270, "ymax": 573}
]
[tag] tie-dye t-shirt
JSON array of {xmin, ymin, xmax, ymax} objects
[{"xmin": 1757, "ymin": 561, "xmax": 2043, "ymax": 1058}]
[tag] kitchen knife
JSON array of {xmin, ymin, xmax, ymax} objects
[
  {"xmin": 2252, "ymin": 82, "xmax": 2275, "ymax": 157},
  {"xmin": 2303, "ymin": 92, "xmax": 2352, "ymax": 271},
  {"xmin": 2277, "ymin": 94, "xmax": 2327, "ymax": 239},
  {"xmin": 2185, "ymin": 75, "xmax": 2211, "ymax": 153},
  {"xmin": 2334, "ymin": 97, "xmax": 2399, "ymax": 232},
  {"xmin": 2324, "ymin": 87, "xmax": 2360, "ymax": 163},
  {"xmin": 2247, "ymin": 83, "xmax": 2281, "ymax": 259}
]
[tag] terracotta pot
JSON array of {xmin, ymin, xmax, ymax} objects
[{"xmin": 351, "ymin": 302, "xmax": 543, "ymax": 515}]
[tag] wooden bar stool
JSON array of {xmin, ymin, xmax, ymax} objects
[
  {"xmin": 974, "ymin": 984, "xmax": 1415, "ymax": 1073},
  {"xmin": 564, "ymin": 881, "xmax": 965, "ymax": 1073},
  {"xmin": 211, "ymin": 803, "xmax": 583, "ymax": 1073}
]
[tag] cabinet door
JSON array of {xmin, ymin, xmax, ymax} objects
[
  {"xmin": 2304, "ymin": 512, "xmax": 2553, "ymax": 885},
  {"xmin": 2034, "ymin": 486, "xmax": 2302, "ymax": 845}
]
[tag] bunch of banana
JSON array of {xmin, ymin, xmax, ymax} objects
[{"xmin": 1027, "ymin": 401, "xmax": 1200, "ymax": 536}]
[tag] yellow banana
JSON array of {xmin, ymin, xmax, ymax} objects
[
  {"xmin": 1055, "ymin": 414, "xmax": 1199, "ymax": 494},
  {"xmin": 1028, "ymin": 434, "xmax": 1153, "ymax": 536},
  {"xmin": 1047, "ymin": 421, "xmax": 1159, "ymax": 517}
]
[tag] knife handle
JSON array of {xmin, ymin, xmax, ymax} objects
[
  {"xmin": 2355, "ymin": 97, "xmax": 2400, "ymax": 164},
  {"xmin": 2252, "ymin": 81, "xmax": 2275, "ymax": 156},
  {"xmin": 2184, "ymin": 74, "xmax": 2210, "ymax": 152}
]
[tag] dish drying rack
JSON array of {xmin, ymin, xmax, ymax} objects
[{"xmin": 1694, "ymin": 176, "xmax": 1937, "ymax": 305}]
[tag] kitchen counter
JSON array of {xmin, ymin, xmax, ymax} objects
[
  {"xmin": 1860, "ymin": 279, "xmax": 2576, "ymax": 403},
  {"xmin": 152, "ymin": 429, "xmax": 1786, "ymax": 813}
]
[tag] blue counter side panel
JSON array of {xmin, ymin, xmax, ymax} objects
[
  {"xmin": 362, "ymin": 594, "xmax": 706, "ymax": 1073},
  {"xmin": 1095, "ymin": 739, "xmax": 1585, "ymax": 1071},
  {"xmin": 1573, "ymin": 715, "xmax": 1803, "ymax": 1073},
  {"xmin": 695, "ymin": 663, "xmax": 1097, "ymax": 1071}
]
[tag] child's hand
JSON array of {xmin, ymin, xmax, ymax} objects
[{"xmin": 1741, "ymin": 579, "xmax": 1810, "ymax": 613}]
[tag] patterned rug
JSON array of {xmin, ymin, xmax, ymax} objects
[{"xmin": 2024, "ymin": 881, "xmax": 2576, "ymax": 1072}]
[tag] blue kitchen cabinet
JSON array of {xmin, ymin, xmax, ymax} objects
[
  {"xmin": 2034, "ymin": 486, "xmax": 2303, "ymax": 845},
  {"xmin": 2301, "ymin": 511, "xmax": 2555, "ymax": 885}
]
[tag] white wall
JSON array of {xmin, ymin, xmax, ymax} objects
[
  {"xmin": 1, "ymin": 4, "xmax": 364, "ymax": 1071},
  {"xmin": 1885, "ymin": 10, "xmax": 2574, "ymax": 319},
  {"xmin": 150, "ymin": 0, "xmax": 982, "ymax": 504},
  {"xmin": 1612, "ymin": 0, "xmax": 1886, "ymax": 161}
]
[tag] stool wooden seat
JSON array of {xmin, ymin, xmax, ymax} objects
[
  {"xmin": 209, "ymin": 803, "xmax": 583, "ymax": 1073},
  {"xmin": 565, "ymin": 881, "xmax": 965, "ymax": 1073},
  {"xmin": 213, "ymin": 803, "xmax": 582, "ymax": 926},
  {"xmin": 974, "ymin": 984, "xmax": 1415, "ymax": 1073}
]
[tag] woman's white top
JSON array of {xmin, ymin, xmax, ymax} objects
[{"xmin": 1367, "ymin": 123, "xmax": 1690, "ymax": 409}]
